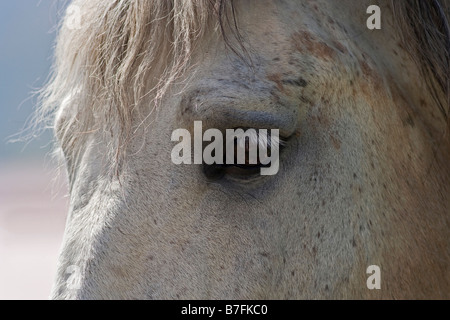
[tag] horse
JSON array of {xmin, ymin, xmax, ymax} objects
[{"xmin": 37, "ymin": 0, "xmax": 449, "ymax": 299}]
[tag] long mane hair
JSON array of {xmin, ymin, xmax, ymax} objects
[{"xmin": 34, "ymin": 0, "xmax": 449, "ymax": 173}]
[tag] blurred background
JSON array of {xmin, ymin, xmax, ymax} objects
[{"xmin": 0, "ymin": 1, "xmax": 69, "ymax": 299}]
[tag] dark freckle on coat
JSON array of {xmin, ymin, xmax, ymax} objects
[
  {"xmin": 360, "ymin": 61, "xmax": 372, "ymax": 77},
  {"xmin": 332, "ymin": 41, "xmax": 347, "ymax": 54},
  {"xmin": 353, "ymin": 173, "xmax": 357, "ymax": 179},
  {"xmin": 419, "ymin": 99, "xmax": 426, "ymax": 107},
  {"xmin": 300, "ymin": 96, "xmax": 313, "ymax": 105},
  {"xmin": 272, "ymin": 57, "xmax": 280, "ymax": 61},
  {"xmin": 351, "ymin": 237, "xmax": 357, "ymax": 247},
  {"xmin": 330, "ymin": 134, "xmax": 341, "ymax": 150},
  {"xmin": 282, "ymin": 77, "xmax": 308, "ymax": 87},
  {"xmin": 404, "ymin": 114, "xmax": 415, "ymax": 127},
  {"xmin": 325, "ymin": 284, "xmax": 329, "ymax": 291}
]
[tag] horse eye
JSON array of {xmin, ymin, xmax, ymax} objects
[{"xmin": 202, "ymin": 133, "xmax": 286, "ymax": 181}]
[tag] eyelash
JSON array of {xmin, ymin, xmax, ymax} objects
[{"xmin": 202, "ymin": 133, "xmax": 287, "ymax": 181}]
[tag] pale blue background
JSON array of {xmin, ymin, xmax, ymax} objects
[{"xmin": 0, "ymin": 1, "xmax": 67, "ymax": 160}]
